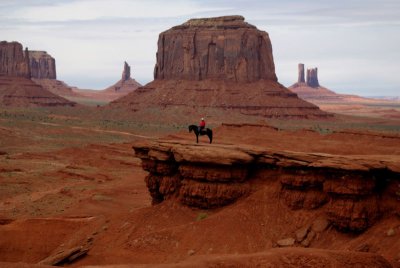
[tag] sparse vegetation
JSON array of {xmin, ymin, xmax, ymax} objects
[{"xmin": 196, "ymin": 212, "xmax": 208, "ymax": 221}]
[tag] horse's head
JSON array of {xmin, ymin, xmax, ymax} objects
[{"xmin": 189, "ymin": 124, "xmax": 197, "ymax": 133}]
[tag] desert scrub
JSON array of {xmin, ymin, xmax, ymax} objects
[
  {"xmin": 312, "ymin": 125, "xmax": 333, "ymax": 135},
  {"xmin": 196, "ymin": 212, "xmax": 208, "ymax": 221}
]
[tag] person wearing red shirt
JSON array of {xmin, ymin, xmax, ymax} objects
[{"xmin": 199, "ymin": 117, "xmax": 206, "ymax": 132}]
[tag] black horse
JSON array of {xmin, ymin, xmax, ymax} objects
[{"xmin": 189, "ymin": 125, "xmax": 213, "ymax": 144}]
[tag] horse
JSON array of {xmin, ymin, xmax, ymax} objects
[{"xmin": 189, "ymin": 125, "xmax": 213, "ymax": 144}]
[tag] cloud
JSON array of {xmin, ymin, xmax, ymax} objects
[
  {"xmin": 0, "ymin": 0, "xmax": 399, "ymax": 95},
  {"xmin": 3, "ymin": 0, "xmax": 230, "ymax": 21}
]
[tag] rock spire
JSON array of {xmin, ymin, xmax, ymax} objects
[
  {"xmin": 298, "ymin": 63, "xmax": 305, "ymax": 83},
  {"xmin": 306, "ymin": 67, "xmax": 319, "ymax": 88},
  {"xmin": 122, "ymin": 61, "xmax": 131, "ymax": 81}
]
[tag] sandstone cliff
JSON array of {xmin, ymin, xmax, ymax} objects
[
  {"xmin": 134, "ymin": 140, "xmax": 400, "ymax": 233},
  {"xmin": 0, "ymin": 41, "xmax": 30, "ymax": 78},
  {"xmin": 154, "ymin": 15, "xmax": 277, "ymax": 82},
  {"xmin": 28, "ymin": 51, "xmax": 56, "ymax": 79},
  {"xmin": 111, "ymin": 16, "xmax": 330, "ymax": 120},
  {"xmin": 0, "ymin": 41, "xmax": 75, "ymax": 107}
]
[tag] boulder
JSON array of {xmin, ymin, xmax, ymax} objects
[
  {"xmin": 295, "ymin": 225, "xmax": 310, "ymax": 242},
  {"xmin": 311, "ymin": 217, "xmax": 330, "ymax": 233},
  {"xmin": 276, "ymin": 238, "xmax": 295, "ymax": 247}
]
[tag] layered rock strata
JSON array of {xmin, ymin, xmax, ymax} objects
[
  {"xmin": 0, "ymin": 41, "xmax": 30, "ymax": 78},
  {"xmin": 0, "ymin": 41, "xmax": 74, "ymax": 106},
  {"xmin": 28, "ymin": 51, "xmax": 56, "ymax": 79},
  {"xmin": 0, "ymin": 76, "xmax": 76, "ymax": 107},
  {"xmin": 111, "ymin": 16, "xmax": 330, "ymax": 119},
  {"xmin": 133, "ymin": 140, "xmax": 400, "ymax": 233},
  {"xmin": 154, "ymin": 15, "xmax": 277, "ymax": 82}
]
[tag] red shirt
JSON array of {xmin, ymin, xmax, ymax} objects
[{"xmin": 199, "ymin": 120, "xmax": 206, "ymax": 127}]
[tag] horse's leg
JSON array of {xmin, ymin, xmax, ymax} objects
[{"xmin": 196, "ymin": 134, "xmax": 199, "ymax": 143}]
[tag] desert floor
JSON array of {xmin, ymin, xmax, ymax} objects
[{"xmin": 0, "ymin": 105, "xmax": 399, "ymax": 267}]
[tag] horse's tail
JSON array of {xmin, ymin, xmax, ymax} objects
[
  {"xmin": 208, "ymin": 129, "xmax": 213, "ymax": 144},
  {"xmin": 189, "ymin": 125, "xmax": 192, "ymax": 133}
]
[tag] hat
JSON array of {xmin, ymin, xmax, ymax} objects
[{"xmin": 201, "ymin": 117, "xmax": 204, "ymax": 120}]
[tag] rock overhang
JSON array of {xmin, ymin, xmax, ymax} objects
[{"xmin": 133, "ymin": 140, "xmax": 400, "ymax": 232}]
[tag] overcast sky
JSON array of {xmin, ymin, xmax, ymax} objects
[{"xmin": 1, "ymin": 0, "xmax": 399, "ymax": 96}]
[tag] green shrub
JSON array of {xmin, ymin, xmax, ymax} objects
[{"xmin": 196, "ymin": 212, "xmax": 208, "ymax": 221}]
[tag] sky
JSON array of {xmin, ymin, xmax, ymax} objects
[{"xmin": 1, "ymin": 0, "xmax": 399, "ymax": 96}]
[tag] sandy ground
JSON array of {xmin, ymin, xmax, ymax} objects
[{"xmin": 0, "ymin": 106, "xmax": 400, "ymax": 267}]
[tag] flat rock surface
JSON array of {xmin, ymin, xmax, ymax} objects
[{"xmin": 133, "ymin": 140, "xmax": 400, "ymax": 173}]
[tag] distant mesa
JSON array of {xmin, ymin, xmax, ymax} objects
[
  {"xmin": 0, "ymin": 41, "xmax": 30, "ymax": 78},
  {"xmin": 0, "ymin": 41, "xmax": 75, "ymax": 107},
  {"xmin": 111, "ymin": 15, "xmax": 330, "ymax": 120},
  {"xmin": 29, "ymin": 51, "xmax": 56, "ymax": 79},
  {"xmin": 27, "ymin": 50, "xmax": 80, "ymax": 98}
]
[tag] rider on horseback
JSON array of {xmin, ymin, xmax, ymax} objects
[{"xmin": 199, "ymin": 118, "xmax": 206, "ymax": 133}]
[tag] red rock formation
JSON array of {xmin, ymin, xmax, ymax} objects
[
  {"xmin": 0, "ymin": 41, "xmax": 75, "ymax": 107},
  {"xmin": 290, "ymin": 64, "xmax": 378, "ymax": 103},
  {"xmin": 121, "ymin": 61, "xmax": 130, "ymax": 81},
  {"xmin": 111, "ymin": 16, "xmax": 330, "ymax": 119},
  {"xmin": 0, "ymin": 76, "xmax": 75, "ymax": 107},
  {"xmin": 28, "ymin": 51, "xmax": 56, "ymax": 79},
  {"xmin": 32, "ymin": 78, "xmax": 80, "ymax": 98},
  {"xmin": 133, "ymin": 140, "xmax": 400, "ymax": 232},
  {"xmin": 104, "ymin": 61, "xmax": 141, "ymax": 94},
  {"xmin": 306, "ymin": 67, "xmax": 319, "ymax": 87},
  {"xmin": 0, "ymin": 41, "xmax": 30, "ymax": 78},
  {"xmin": 154, "ymin": 15, "xmax": 277, "ymax": 82},
  {"xmin": 298, "ymin": 63, "xmax": 305, "ymax": 83}
]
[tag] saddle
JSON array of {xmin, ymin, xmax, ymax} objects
[{"xmin": 199, "ymin": 129, "xmax": 207, "ymax": 135}]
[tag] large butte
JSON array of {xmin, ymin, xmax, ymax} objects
[{"xmin": 110, "ymin": 15, "xmax": 330, "ymax": 120}]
